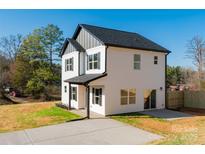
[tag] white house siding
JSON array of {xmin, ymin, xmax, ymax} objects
[
  {"xmin": 78, "ymin": 85, "xmax": 86, "ymax": 109},
  {"xmin": 85, "ymin": 45, "xmax": 106, "ymax": 74},
  {"xmin": 89, "ymin": 77, "xmax": 107, "ymax": 115},
  {"xmin": 61, "ymin": 50, "xmax": 79, "ymax": 106},
  {"xmin": 105, "ymin": 47, "xmax": 166, "ymax": 115}
]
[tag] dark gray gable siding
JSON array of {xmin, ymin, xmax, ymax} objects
[
  {"xmin": 76, "ymin": 28, "xmax": 102, "ymax": 49},
  {"xmin": 64, "ymin": 42, "xmax": 77, "ymax": 54}
]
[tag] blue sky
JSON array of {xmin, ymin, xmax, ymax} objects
[{"xmin": 1, "ymin": 9, "xmax": 205, "ymax": 68}]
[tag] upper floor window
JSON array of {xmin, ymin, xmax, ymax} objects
[
  {"xmin": 154, "ymin": 56, "xmax": 158, "ymax": 64},
  {"xmin": 87, "ymin": 53, "xmax": 100, "ymax": 70},
  {"xmin": 134, "ymin": 54, "xmax": 141, "ymax": 70},
  {"xmin": 65, "ymin": 58, "xmax": 73, "ymax": 72}
]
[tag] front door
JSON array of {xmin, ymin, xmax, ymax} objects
[{"xmin": 144, "ymin": 89, "xmax": 156, "ymax": 110}]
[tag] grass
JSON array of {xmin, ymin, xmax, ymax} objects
[
  {"xmin": 0, "ymin": 102, "xmax": 81, "ymax": 133},
  {"xmin": 111, "ymin": 112, "xmax": 205, "ymax": 145}
]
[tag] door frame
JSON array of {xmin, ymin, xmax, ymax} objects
[{"xmin": 143, "ymin": 89, "xmax": 157, "ymax": 110}]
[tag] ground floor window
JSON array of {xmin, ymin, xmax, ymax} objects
[
  {"xmin": 92, "ymin": 88, "xmax": 102, "ymax": 106},
  {"xmin": 144, "ymin": 89, "xmax": 156, "ymax": 109},
  {"xmin": 120, "ymin": 89, "xmax": 136, "ymax": 105},
  {"xmin": 71, "ymin": 87, "xmax": 77, "ymax": 101}
]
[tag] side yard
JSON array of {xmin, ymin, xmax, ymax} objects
[
  {"xmin": 111, "ymin": 111, "xmax": 205, "ymax": 144},
  {"xmin": 0, "ymin": 102, "xmax": 81, "ymax": 133}
]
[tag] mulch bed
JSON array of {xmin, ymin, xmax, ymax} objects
[{"xmin": 180, "ymin": 107, "xmax": 205, "ymax": 116}]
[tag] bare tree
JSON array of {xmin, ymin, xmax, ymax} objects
[
  {"xmin": 0, "ymin": 34, "xmax": 23, "ymax": 62},
  {"xmin": 0, "ymin": 51, "xmax": 10, "ymax": 96},
  {"xmin": 186, "ymin": 36, "xmax": 205, "ymax": 89}
]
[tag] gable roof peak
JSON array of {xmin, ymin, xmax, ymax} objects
[{"xmin": 72, "ymin": 23, "xmax": 171, "ymax": 53}]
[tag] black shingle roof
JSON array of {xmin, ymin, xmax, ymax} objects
[
  {"xmin": 79, "ymin": 24, "xmax": 170, "ymax": 53},
  {"xmin": 67, "ymin": 38, "xmax": 85, "ymax": 52},
  {"xmin": 60, "ymin": 38, "xmax": 85, "ymax": 56},
  {"xmin": 64, "ymin": 73, "xmax": 107, "ymax": 84}
]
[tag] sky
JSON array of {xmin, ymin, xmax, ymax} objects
[{"xmin": 1, "ymin": 9, "xmax": 205, "ymax": 68}]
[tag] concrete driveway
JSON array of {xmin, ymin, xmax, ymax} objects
[{"xmin": 0, "ymin": 118, "xmax": 161, "ymax": 145}]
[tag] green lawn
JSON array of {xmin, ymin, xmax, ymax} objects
[
  {"xmin": 0, "ymin": 102, "xmax": 81, "ymax": 133},
  {"xmin": 111, "ymin": 112, "xmax": 205, "ymax": 145}
]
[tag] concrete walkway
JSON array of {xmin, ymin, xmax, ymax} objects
[
  {"xmin": 0, "ymin": 119, "xmax": 162, "ymax": 145},
  {"xmin": 140, "ymin": 109, "xmax": 193, "ymax": 120}
]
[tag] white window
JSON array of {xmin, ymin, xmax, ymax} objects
[
  {"xmin": 64, "ymin": 86, "xmax": 67, "ymax": 93},
  {"xmin": 65, "ymin": 58, "xmax": 73, "ymax": 71},
  {"xmin": 87, "ymin": 53, "xmax": 100, "ymax": 70},
  {"xmin": 154, "ymin": 56, "xmax": 158, "ymax": 64},
  {"xmin": 71, "ymin": 87, "xmax": 77, "ymax": 101},
  {"xmin": 92, "ymin": 88, "xmax": 102, "ymax": 106},
  {"xmin": 134, "ymin": 54, "xmax": 141, "ymax": 70},
  {"xmin": 120, "ymin": 89, "xmax": 136, "ymax": 105}
]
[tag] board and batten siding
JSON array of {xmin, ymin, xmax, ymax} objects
[
  {"xmin": 64, "ymin": 43, "xmax": 76, "ymax": 54},
  {"xmin": 76, "ymin": 28, "xmax": 102, "ymax": 49}
]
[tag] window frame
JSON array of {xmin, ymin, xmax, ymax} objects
[
  {"xmin": 154, "ymin": 56, "xmax": 158, "ymax": 65},
  {"xmin": 120, "ymin": 89, "xmax": 136, "ymax": 105},
  {"xmin": 65, "ymin": 57, "xmax": 74, "ymax": 72},
  {"xmin": 92, "ymin": 88, "xmax": 102, "ymax": 106},
  {"xmin": 87, "ymin": 52, "xmax": 100, "ymax": 70},
  {"xmin": 120, "ymin": 89, "xmax": 128, "ymax": 105},
  {"xmin": 71, "ymin": 87, "xmax": 77, "ymax": 101},
  {"xmin": 133, "ymin": 54, "xmax": 141, "ymax": 70},
  {"xmin": 64, "ymin": 86, "xmax": 67, "ymax": 93}
]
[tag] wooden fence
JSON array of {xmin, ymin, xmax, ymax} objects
[
  {"xmin": 167, "ymin": 91, "xmax": 184, "ymax": 109},
  {"xmin": 167, "ymin": 90, "xmax": 205, "ymax": 109}
]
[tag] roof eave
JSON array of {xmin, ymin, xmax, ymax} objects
[
  {"xmin": 105, "ymin": 43, "xmax": 171, "ymax": 54},
  {"xmin": 64, "ymin": 73, "xmax": 107, "ymax": 85},
  {"xmin": 60, "ymin": 38, "xmax": 69, "ymax": 57}
]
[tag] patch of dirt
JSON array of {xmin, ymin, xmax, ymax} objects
[{"xmin": 180, "ymin": 107, "xmax": 205, "ymax": 116}]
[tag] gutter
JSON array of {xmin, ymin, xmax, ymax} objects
[{"xmin": 165, "ymin": 52, "xmax": 171, "ymax": 109}]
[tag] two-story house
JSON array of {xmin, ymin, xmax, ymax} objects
[{"xmin": 61, "ymin": 24, "xmax": 170, "ymax": 116}]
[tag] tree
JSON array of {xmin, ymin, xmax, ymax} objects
[
  {"xmin": 167, "ymin": 66, "xmax": 187, "ymax": 86},
  {"xmin": 11, "ymin": 52, "xmax": 32, "ymax": 94},
  {"xmin": 0, "ymin": 34, "xmax": 23, "ymax": 62},
  {"xmin": 0, "ymin": 51, "xmax": 10, "ymax": 96},
  {"xmin": 34, "ymin": 24, "xmax": 64, "ymax": 71},
  {"xmin": 186, "ymin": 36, "xmax": 205, "ymax": 89},
  {"xmin": 11, "ymin": 24, "xmax": 63, "ymax": 99}
]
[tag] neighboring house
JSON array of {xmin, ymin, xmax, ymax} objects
[{"xmin": 61, "ymin": 24, "xmax": 171, "ymax": 116}]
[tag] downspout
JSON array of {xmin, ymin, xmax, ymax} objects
[
  {"xmin": 85, "ymin": 83, "xmax": 90, "ymax": 119},
  {"xmin": 165, "ymin": 52, "xmax": 170, "ymax": 109},
  {"xmin": 104, "ymin": 46, "xmax": 108, "ymax": 73}
]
